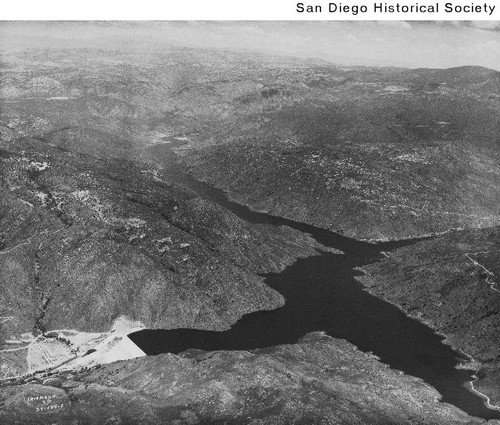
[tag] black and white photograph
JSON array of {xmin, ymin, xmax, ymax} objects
[{"xmin": 1, "ymin": 19, "xmax": 500, "ymax": 424}]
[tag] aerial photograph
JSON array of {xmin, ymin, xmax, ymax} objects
[{"xmin": 0, "ymin": 20, "xmax": 499, "ymax": 424}]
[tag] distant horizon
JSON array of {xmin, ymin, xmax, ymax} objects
[{"xmin": 1, "ymin": 21, "xmax": 500, "ymax": 71}]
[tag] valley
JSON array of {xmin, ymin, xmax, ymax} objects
[{"xmin": 1, "ymin": 37, "xmax": 500, "ymax": 424}]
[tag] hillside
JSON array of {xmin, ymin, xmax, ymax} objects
[
  {"xmin": 0, "ymin": 333, "xmax": 488, "ymax": 425},
  {"xmin": 0, "ymin": 135, "xmax": 324, "ymax": 377},
  {"xmin": 358, "ymin": 226, "xmax": 500, "ymax": 406},
  {"xmin": 2, "ymin": 45, "xmax": 500, "ymax": 423},
  {"xmin": 2, "ymin": 49, "xmax": 499, "ymax": 239}
]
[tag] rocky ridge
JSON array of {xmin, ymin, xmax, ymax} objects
[{"xmin": 1, "ymin": 333, "xmax": 494, "ymax": 425}]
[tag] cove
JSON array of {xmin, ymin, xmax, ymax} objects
[{"xmin": 129, "ymin": 141, "xmax": 500, "ymax": 420}]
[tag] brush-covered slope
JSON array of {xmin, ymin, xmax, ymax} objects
[
  {"xmin": 0, "ymin": 135, "xmax": 324, "ymax": 348},
  {"xmin": 358, "ymin": 226, "xmax": 500, "ymax": 406},
  {"xmin": 2, "ymin": 49, "xmax": 500, "ymax": 239},
  {"xmin": 176, "ymin": 65, "xmax": 500, "ymax": 240},
  {"xmin": 0, "ymin": 333, "xmax": 490, "ymax": 425}
]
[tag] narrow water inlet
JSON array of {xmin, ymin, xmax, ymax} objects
[{"xmin": 130, "ymin": 141, "xmax": 500, "ymax": 420}]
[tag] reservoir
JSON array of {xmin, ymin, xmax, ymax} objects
[{"xmin": 130, "ymin": 141, "xmax": 500, "ymax": 420}]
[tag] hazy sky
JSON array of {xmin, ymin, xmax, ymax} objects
[{"xmin": 1, "ymin": 21, "xmax": 500, "ymax": 70}]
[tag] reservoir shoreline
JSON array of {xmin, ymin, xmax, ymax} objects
[{"xmin": 129, "ymin": 141, "xmax": 500, "ymax": 420}]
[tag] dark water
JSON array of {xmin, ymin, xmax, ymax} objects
[{"xmin": 130, "ymin": 141, "xmax": 500, "ymax": 419}]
